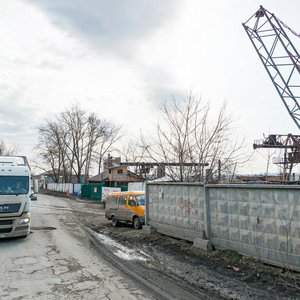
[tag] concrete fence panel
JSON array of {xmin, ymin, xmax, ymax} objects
[
  {"xmin": 145, "ymin": 182, "xmax": 300, "ymax": 271},
  {"xmin": 207, "ymin": 184, "xmax": 300, "ymax": 270},
  {"xmin": 146, "ymin": 182, "xmax": 206, "ymax": 242},
  {"xmin": 46, "ymin": 183, "xmax": 74, "ymax": 194}
]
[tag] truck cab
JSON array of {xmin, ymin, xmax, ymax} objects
[{"xmin": 0, "ymin": 156, "xmax": 36, "ymax": 238}]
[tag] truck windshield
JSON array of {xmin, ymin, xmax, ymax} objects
[{"xmin": 0, "ymin": 176, "xmax": 29, "ymax": 195}]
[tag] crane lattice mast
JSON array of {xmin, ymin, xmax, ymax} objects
[
  {"xmin": 243, "ymin": 6, "xmax": 300, "ymax": 181},
  {"xmin": 243, "ymin": 6, "xmax": 300, "ymax": 130}
]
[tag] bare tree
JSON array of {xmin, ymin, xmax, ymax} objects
[
  {"xmin": 37, "ymin": 120, "xmax": 69, "ymax": 183},
  {"xmin": 95, "ymin": 121, "xmax": 123, "ymax": 174},
  {"xmin": 192, "ymin": 102, "xmax": 247, "ymax": 181},
  {"xmin": 36, "ymin": 103, "xmax": 122, "ymax": 183},
  {"xmin": 141, "ymin": 93, "xmax": 248, "ymax": 182},
  {"xmin": 0, "ymin": 140, "xmax": 17, "ymax": 156},
  {"xmin": 262, "ymin": 148, "xmax": 278, "ymax": 181},
  {"xmin": 117, "ymin": 138, "xmax": 150, "ymax": 176},
  {"xmin": 60, "ymin": 104, "xmax": 105, "ymax": 182}
]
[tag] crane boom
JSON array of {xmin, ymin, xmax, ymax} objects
[{"xmin": 243, "ymin": 6, "xmax": 300, "ymax": 129}]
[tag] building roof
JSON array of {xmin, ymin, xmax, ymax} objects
[{"xmin": 88, "ymin": 171, "xmax": 109, "ymax": 183}]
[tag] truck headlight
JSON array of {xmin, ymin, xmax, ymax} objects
[{"xmin": 18, "ymin": 217, "xmax": 30, "ymax": 225}]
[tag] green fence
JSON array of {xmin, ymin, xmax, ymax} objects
[{"xmin": 81, "ymin": 183, "xmax": 128, "ymax": 201}]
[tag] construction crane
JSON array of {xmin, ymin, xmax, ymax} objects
[{"xmin": 243, "ymin": 6, "xmax": 300, "ymax": 181}]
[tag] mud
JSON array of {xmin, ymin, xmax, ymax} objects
[{"xmin": 47, "ymin": 193, "xmax": 300, "ymax": 299}]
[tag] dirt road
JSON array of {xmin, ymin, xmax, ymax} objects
[
  {"xmin": 0, "ymin": 194, "xmax": 153, "ymax": 299},
  {"xmin": 68, "ymin": 195, "xmax": 300, "ymax": 300},
  {"xmin": 1, "ymin": 193, "xmax": 299, "ymax": 299}
]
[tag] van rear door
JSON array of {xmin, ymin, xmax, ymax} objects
[
  {"xmin": 117, "ymin": 195, "xmax": 128, "ymax": 220},
  {"xmin": 105, "ymin": 195, "xmax": 118, "ymax": 219}
]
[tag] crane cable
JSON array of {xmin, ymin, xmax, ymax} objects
[{"xmin": 277, "ymin": 17, "xmax": 300, "ymax": 39}]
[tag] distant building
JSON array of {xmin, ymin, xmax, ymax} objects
[
  {"xmin": 88, "ymin": 156, "xmax": 145, "ymax": 186},
  {"xmin": 36, "ymin": 170, "xmax": 88, "ymax": 184},
  {"xmin": 235, "ymin": 174, "xmax": 283, "ymax": 183}
]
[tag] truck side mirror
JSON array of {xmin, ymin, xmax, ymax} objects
[
  {"xmin": 33, "ymin": 179, "xmax": 39, "ymax": 193},
  {"xmin": 30, "ymin": 193, "xmax": 37, "ymax": 201}
]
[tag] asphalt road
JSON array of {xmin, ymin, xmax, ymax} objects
[{"xmin": 0, "ymin": 194, "xmax": 153, "ymax": 300}]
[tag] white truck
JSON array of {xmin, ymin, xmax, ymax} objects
[{"xmin": 0, "ymin": 156, "xmax": 37, "ymax": 238}]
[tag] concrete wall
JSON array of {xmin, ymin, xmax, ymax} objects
[
  {"xmin": 46, "ymin": 183, "xmax": 81, "ymax": 195},
  {"xmin": 146, "ymin": 183, "xmax": 207, "ymax": 242},
  {"xmin": 146, "ymin": 182, "xmax": 300, "ymax": 271},
  {"xmin": 128, "ymin": 182, "xmax": 146, "ymax": 191}
]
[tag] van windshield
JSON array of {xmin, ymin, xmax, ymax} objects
[
  {"xmin": 136, "ymin": 195, "xmax": 145, "ymax": 206},
  {"xmin": 0, "ymin": 176, "xmax": 29, "ymax": 195}
]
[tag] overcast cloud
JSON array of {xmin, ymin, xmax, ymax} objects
[
  {"xmin": 1, "ymin": 0, "xmax": 300, "ymax": 174},
  {"xmin": 32, "ymin": 0, "xmax": 177, "ymax": 47}
]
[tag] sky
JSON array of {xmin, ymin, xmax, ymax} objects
[{"xmin": 1, "ymin": 0, "xmax": 300, "ymax": 175}]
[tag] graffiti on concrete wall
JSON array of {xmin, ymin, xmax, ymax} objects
[{"xmin": 179, "ymin": 197, "xmax": 197, "ymax": 215}]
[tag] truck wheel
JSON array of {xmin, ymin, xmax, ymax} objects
[
  {"xmin": 133, "ymin": 217, "xmax": 141, "ymax": 229},
  {"xmin": 111, "ymin": 216, "xmax": 119, "ymax": 227}
]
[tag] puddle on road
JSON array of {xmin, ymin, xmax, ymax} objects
[
  {"xmin": 96, "ymin": 233, "xmax": 152, "ymax": 262},
  {"xmin": 31, "ymin": 226, "xmax": 57, "ymax": 231},
  {"xmin": 33, "ymin": 204, "xmax": 72, "ymax": 211}
]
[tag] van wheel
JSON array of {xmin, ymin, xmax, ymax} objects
[
  {"xmin": 111, "ymin": 216, "xmax": 119, "ymax": 227},
  {"xmin": 133, "ymin": 217, "xmax": 141, "ymax": 229}
]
